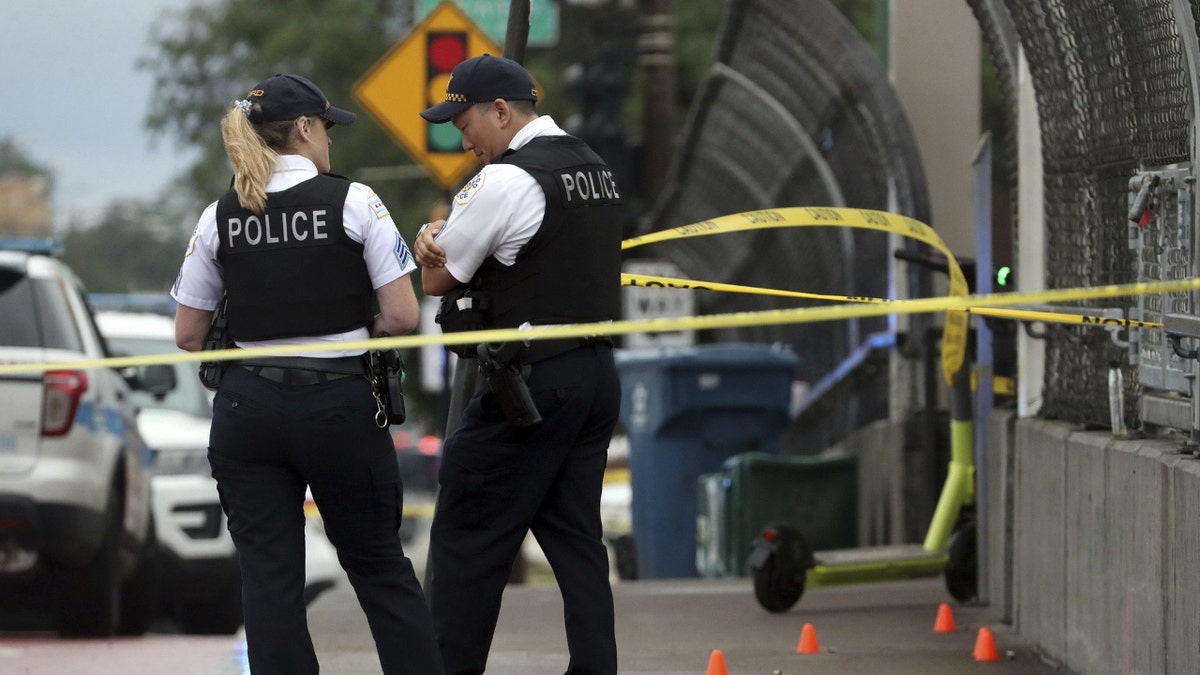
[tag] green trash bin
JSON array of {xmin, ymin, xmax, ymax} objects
[{"xmin": 697, "ymin": 451, "xmax": 858, "ymax": 577}]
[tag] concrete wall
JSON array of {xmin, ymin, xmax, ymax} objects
[
  {"xmin": 831, "ymin": 418, "xmax": 908, "ymax": 547},
  {"xmin": 986, "ymin": 412, "xmax": 1200, "ymax": 674},
  {"xmin": 983, "ymin": 408, "xmax": 1014, "ymax": 622}
]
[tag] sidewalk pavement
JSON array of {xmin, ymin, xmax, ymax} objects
[{"xmin": 308, "ymin": 571, "xmax": 1070, "ymax": 674}]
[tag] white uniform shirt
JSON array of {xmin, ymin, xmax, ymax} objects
[
  {"xmin": 434, "ymin": 115, "xmax": 567, "ymax": 284},
  {"xmin": 171, "ymin": 155, "xmax": 416, "ymax": 357}
]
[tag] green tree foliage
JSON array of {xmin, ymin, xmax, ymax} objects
[
  {"xmin": 61, "ymin": 199, "xmax": 192, "ymax": 292},
  {"xmin": 140, "ymin": 0, "xmax": 446, "ymax": 236}
]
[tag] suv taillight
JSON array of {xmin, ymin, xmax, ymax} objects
[{"xmin": 42, "ymin": 370, "xmax": 88, "ymax": 437}]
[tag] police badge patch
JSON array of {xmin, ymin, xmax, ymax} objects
[
  {"xmin": 454, "ymin": 170, "xmax": 486, "ymax": 205},
  {"xmin": 367, "ymin": 193, "xmax": 390, "ymax": 219}
]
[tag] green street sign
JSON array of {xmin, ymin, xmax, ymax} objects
[{"xmin": 417, "ymin": 0, "xmax": 559, "ymax": 47}]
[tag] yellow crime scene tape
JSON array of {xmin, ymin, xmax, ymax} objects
[
  {"xmin": 0, "ymin": 207, "xmax": 1188, "ymax": 378},
  {"xmin": 620, "ymin": 273, "xmax": 1165, "ymax": 330},
  {"xmin": 622, "ymin": 207, "xmax": 971, "ymax": 383}
]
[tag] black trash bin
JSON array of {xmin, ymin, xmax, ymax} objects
[{"xmin": 616, "ymin": 343, "xmax": 800, "ymax": 578}]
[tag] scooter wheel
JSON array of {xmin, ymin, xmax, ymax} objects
[
  {"xmin": 750, "ymin": 523, "xmax": 810, "ymax": 613},
  {"xmin": 944, "ymin": 518, "xmax": 977, "ymax": 603}
]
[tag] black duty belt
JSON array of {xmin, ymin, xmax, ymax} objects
[
  {"xmin": 239, "ymin": 355, "xmax": 367, "ymax": 386},
  {"xmin": 522, "ymin": 336, "xmax": 613, "ymax": 364}
]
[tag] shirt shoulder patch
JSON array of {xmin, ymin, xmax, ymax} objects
[
  {"xmin": 367, "ymin": 193, "xmax": 390, "ymax": 219},
  {"xmin": 184, "ymin": 230, "xmax": 199, "ymax": 257},
  {"xmin": 454, "ymin": 170, "xmax": 486, "ymax": 206}
]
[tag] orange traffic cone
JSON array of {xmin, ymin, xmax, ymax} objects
[
  {"xmin": 797, "ymin": 622, "xmax": 820, "ymax": 654},
  {"xmin": 934, "ymin": 602, "xmax": 956, "ymax": 632},
  {"xmin": 706, "ymin": 648, "xmax": 728, "ymax": 675},
  {"xmin": 973, "ymin": 627, "xmax": 999, "ymax": 662}
]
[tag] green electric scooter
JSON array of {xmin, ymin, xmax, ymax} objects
[
  {"xmin": 747, "ymin": 360, "xmax": 977, "ymax": 611},
  {"xmin": 748, "ymin": 247, "xmax": 981, "ymax": 612}
]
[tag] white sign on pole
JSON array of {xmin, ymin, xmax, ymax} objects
[{"xmin": 621, "ymin": 259, "xmax": 695, "ymax": 349}]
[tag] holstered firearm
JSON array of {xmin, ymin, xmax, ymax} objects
[
  {"xmin": 369, "ymin": 333, "xmax": 406, "ymax": 427},
  {"xmin": 198, "ymin": 296, "xmax": 233, "ymax": 391},
  {"xmin": 476, "ymin": 342, "xmax": 542, "ymax": 428}
]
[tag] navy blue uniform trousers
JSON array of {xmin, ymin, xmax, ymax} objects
[
  {"xmin": 427, "ymin": 342, "xmax": 620, "ymax": 675},
  {"xmin": 208, "ymin": 366, "xmax": 443, "ymax": 675}
]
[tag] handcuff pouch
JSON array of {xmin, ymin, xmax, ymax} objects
[{"xmin": 435, "ymin": 288, "xmax": 491, "ymax": 357}]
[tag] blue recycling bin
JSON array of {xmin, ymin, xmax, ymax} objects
[{"xmin": 616, "ymin": 343, "xmax": 800, "ymax": 578}]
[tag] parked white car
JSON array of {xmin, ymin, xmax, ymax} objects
[
  {"xmin": 94, "ymin": 308, "xmax": 339, "ymax": 633},
  {"xmin": 0, "ymin": 244, "xmax": 157, "ymax": 637}
]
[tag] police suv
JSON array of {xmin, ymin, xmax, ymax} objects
[
  {"xmin": 94, "ymin": 309, "xmax": 243, "ymax": 634},
  {"xmin": 0, "ymin": 239, "xmax": 158, "ymax": 637}
]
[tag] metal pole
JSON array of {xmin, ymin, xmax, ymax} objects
[
  {"xmin": 971, "ymin": 132, "xmax": 993, "ymax": 604},
  {"xmin": 1169, "ymin": 0, "xmax": 1200, "ymax": 450},
  {"xmin": 503, "ymin": 0, "xmax": 531, "ymax": 64},
  {"xmin": 638, "ymin": 0, "xmax": 675, "ymax": 205}
]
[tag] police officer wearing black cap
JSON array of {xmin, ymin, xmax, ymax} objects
[
  {"xmin": 172, "ymin": 73, "xmax": 444, "ymax": 675},
  {"xmin": 412, "ymin": 54, "xmax": 623, "ymax": 675}
]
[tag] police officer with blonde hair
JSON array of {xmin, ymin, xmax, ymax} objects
[
  {"xmin": 172, "ymin": 73, "xmax": 443, "ymax": 675},
  {"xmin": 414, "ymin": 54, "xmax": 623, "ymax": 675}
]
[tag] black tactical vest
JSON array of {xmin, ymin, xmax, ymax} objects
[
  {"xmin": 215, "ymin": 174, "xmax": 373, "ymax": 340},
  {"xmin": 471, "ymin": 134, "xmax": 624, "ymax": 329}
]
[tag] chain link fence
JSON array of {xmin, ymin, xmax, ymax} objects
[{"xmin": 971, "ymin": 0, "xmax": 1195, "ymax": 430}]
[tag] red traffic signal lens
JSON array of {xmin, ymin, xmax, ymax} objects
[{"xmin": 427, "ymin": 33, "xmax": 466, "ymax": 73}]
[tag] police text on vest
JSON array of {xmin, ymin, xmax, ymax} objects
[
  {"xmin": 559, "ymin": 169, "xmax": 620, "ymax": 203},
  {"xmin": 225, "ymin": 209, "xmax": 329, "ymax": 248}
]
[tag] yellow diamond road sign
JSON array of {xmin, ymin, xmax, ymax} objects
[{"xmin": 353, "ymin": 2, "xmax": 501, "ymax": 190}]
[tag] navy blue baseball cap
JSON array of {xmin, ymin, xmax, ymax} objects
[
  {"xmin": 420, "ymin": 54, "xmax": 538, "ymax": 124},
  {"xmin": 245, "ymin": 74, "xmax": 356, "ymax": 126}
]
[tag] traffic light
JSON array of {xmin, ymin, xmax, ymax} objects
[
  {"xmin": 562, "ymin": 54, "xmax": 626, "ymax": 150},
  {"xmin": 426, "ymin": 31, "xmax": 467, "ymax": 153},
  {"xmin": 562, "ymin": 51, "xmax": 631, "ymax": 197}
]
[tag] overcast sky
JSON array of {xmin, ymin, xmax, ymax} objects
[{"xmin": 0, "ymin": 0, "xmax": 196, "ymax": 227}]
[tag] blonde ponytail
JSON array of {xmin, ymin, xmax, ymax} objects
[{"xmin": 220, "ymin": 102, "xmax": 294, "ymax": 214}]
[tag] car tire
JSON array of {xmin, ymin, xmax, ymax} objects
[
  {"xmin": 118, "ymin": 517, "xmax": 161, "ymax": 636},
  {"xmin": 944, "ymin": 518, "xmax": 978, "ymax": 603},
  {"xmin": 57, "ymin": 490, "xmax": 122, "ymax": 637}
]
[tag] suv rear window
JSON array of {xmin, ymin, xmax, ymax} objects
[{"xmin": 0, "ymin": 269, "xmax": 85, "ymax": 351}]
